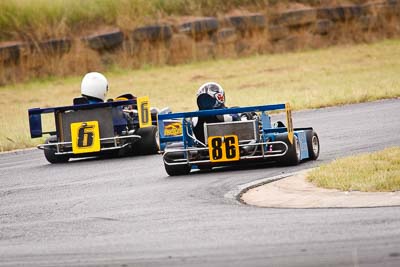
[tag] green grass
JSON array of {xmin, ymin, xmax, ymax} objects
[
  {"xmin": 308, "ymin": 147, "xmax": 400, "ymax": 192},
  {"xmin": 0, "ymin": 39, "xmax": 400, "ymax": 151}
]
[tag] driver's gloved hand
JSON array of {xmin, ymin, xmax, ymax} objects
[
  {"xmin": 273, "ymin": 121, "xmax": 286, "ymax": 128},
  {"xmin": 240, "ymin": 112, "xmax": 255, "ymax": 120}
]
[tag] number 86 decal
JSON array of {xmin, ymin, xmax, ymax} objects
[{"xmin": 208, "ymin": 135, "xmax": 240, "ymax": 162}]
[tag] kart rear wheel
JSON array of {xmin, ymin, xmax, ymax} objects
[
  {"xmin": 44, "ymin": 137, "xmax": 69, "ymax": 164},
  {"xmin": 306, "ymin": 130, "xmax": 320, "ymax": 160},
  {"xmin": 134, "ymin": 126, "xmax": 159, "ymax": 155},
  {"xmin": 276, "ymin": 134, "xmax": 301, "ymax": 166},
  {"xmin": 164, "ymin": 163, "xmax": 191, "ymax": 176}
]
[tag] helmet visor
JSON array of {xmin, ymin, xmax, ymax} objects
[{"xmin": 197, "ymin": 94, "xmax": 217, "ymax": 110}]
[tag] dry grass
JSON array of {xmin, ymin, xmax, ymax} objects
[
  {"xmin": 308, "ymin": 147, "xmax": 400, "ymax": 192},
  {"xmin": 1, "ymin": 0, "xmax": 398, "ymax": 86},
  {"xmin": 0, "ymin": 0, "xmax": 376, "ymax": 41},
  {"xmin": 0, "ymin": 0, "xmax": 268, "ymax": 41},
  {"xmin": 0, "ymin": 39, "xmax": 400, "ymax": 151},
  {"xmin": 0, "ymin": 0, "xmax": 373, "ymax": 40}
]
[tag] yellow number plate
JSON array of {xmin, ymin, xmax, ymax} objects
[
  {"xmin": 286, "ymin": 102, "xmax": 294, "ymax": 144},
  {"xmin": 164, "ymin": 121, "xmax": 183, "ymax": 136},
  {"xmin": 208, "ymin": 135, "xmax": 240, "ymax": 163},
  {"xmin": 137, "ymin": 96, "xmax": 152, "ymax": 128},
  {"xmin": 71, "ymin": 121, "xmax": 100, "ymax": 154}
]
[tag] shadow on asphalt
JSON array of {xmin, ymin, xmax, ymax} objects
[{"xmin": 166, "ymin": 159, "xmax": 320, "ymax": 179}]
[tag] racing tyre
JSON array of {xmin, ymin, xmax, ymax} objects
[
  {"xmin": 43, "ymin": 137, "xmax": 69, "ymax": 164},
  {"xmin": 134, "ymin": 126, "xmax": 159, "ymax": 155},
  {"xmin": 306, "ymin": 130, "xmax": 320, "ymax": 160},
  {"xmin": 276, "ymin": 134, "xmax": 301, "ymax": 166},
  {"xmin": 164, "ymin": 163, "xmax": 191, "ymax": 176},
  {"xmin": 228, "ymin": 14, "xmax": 266, "ymax": 32},
  {"xmin": 132, "ymin": 25, "xmax": 173, "ymax": 42},
  {"xmin": 83, "ymin": 30, "xmax": 123, "ymax": 51},
  {"xmin": 179, "ymin": 17, "xmax": 219, "ymax": 37},
  {"xmin": 0, "ymin": 42, "xmax": 21, "ymax": 63}
]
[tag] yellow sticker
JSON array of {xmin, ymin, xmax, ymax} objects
[
  {"xmin": 208, "ymin": 135, "xmax": 240, "ymax": 163},
  {"xmin": 137, "ymin": 96, "xmax": 152, "ymax": 128},
  {"xmin": 115, "ymin": 97, "xmax": 128, "ymax": 101},
  {"xmin": 164, "ymin": 121, "xmax": 183, "ymax": 136},
  {"xmin": 71, "ymin": 121, "xmax": 100, "ymax": 154},
  {"xmin": 285, "ymin": 102, "xmax": 294, "ymax": 144}
]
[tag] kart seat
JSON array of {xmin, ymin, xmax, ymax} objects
[
  {"xmin": 73, "ymin": 97, "xmax": 89, "ymax": 105},
  {"xmin": 115, "ymin": 93, "xmax": 136, "ymax": 101}
]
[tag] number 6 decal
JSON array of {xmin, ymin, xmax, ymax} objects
[
  {"xmin": 208, "ymin": 135, "xmax": 240, "ymax": 162},
  {"xmin": 71, "ymin": 121, "xmax": 100, "ymax": 154},
  {"xmin": 137, "ymin": 96, "xmax": 152, "ymax": 128}
]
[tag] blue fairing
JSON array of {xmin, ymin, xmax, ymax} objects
[{"xmin": 296, "ymin": 131, "xmax": 309, "ymax": 160}]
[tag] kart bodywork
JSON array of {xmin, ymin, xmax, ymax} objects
[
  {"xmin": 158, "ymin": 103, "xmax": 320, "ymax": 176},
  {"xmin": 28, "ymin": 95, "xmax": 160, "ymax": 163}
]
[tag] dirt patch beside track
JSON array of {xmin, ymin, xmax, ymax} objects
[{"xmin": 241, "ymin": 170, "xmax": 400, "ymax": 208}]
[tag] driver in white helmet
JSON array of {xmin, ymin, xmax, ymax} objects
[
  {"xmin": 192, "ymin": 82, "xmax": 240, "ymax": 144},
  {"xmin": 80, "ymin": 72, "xmax": 109, "ymax": 103}
]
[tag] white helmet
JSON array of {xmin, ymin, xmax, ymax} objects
[{"xmin": 81, "ymin": 72, "xmax": 108, "ymax": 101}]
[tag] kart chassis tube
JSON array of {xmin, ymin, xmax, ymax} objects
[
  {"xmin": 163, "ymin": 140, "xmax": 288, "ymax": 166},
  {"xmin": 158, "ymin": 103, "xmax": 286, "ymax": 120}
]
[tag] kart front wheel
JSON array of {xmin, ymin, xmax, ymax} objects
[
  {"xmin": 164, "ymin": 163, "xmax": 191, "ymax": 176},
  {"xmin": 43, "ymin": 137, "xmax": 69, "ymax": 164},
  {"xmin": 306, "ymin": 130, "xmax": 320, "ymax": 160}
]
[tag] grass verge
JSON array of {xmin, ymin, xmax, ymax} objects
[
  {"xmin": 0, "ymin": 39, "xmax": 400, "ymax": 151},
  {"xmin": 308, "ymin": 147, "xmax": 400, "ymax": 192},
  {"xmin": 0, "ymin": 0, "xmax": 356, "ymax": 41},
  {"xmin": 0, "ymin": 0, "xmax": 266, "ymax": 41}
]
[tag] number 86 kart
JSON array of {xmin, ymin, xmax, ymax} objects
[{"xmin": 158, "ymin": 103, "xmax": 320, "ymax": 176}]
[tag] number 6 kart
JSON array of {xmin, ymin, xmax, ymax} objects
[
  {"xmin": 28, "ymin": 95, "xmax": 163, "ymax": 163},
  {"xmin": 158, "ymin": 103, "xmax": 320, "ymax": 176}
]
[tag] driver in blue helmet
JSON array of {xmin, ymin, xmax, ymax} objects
[{"xmin": 192, "ymin": 82, "xmax": 240, "ymax": 144}]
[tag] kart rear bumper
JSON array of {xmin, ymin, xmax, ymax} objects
[
  {"xmin": 38, "ymin": 135, "xmax": 141, "ymax": 155},
  {"xmin": 163, "ymin": 140, "xmax": 288, "ymax": 166}
]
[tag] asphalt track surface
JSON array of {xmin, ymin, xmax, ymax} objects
[{"xmin": 1, "ymin": 99, "xmax": 400, "ymax": 267}]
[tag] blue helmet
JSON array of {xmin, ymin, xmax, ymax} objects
[{"xmin": 196, "ymin": 82, "xmax": 225, "ymax": 110}]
